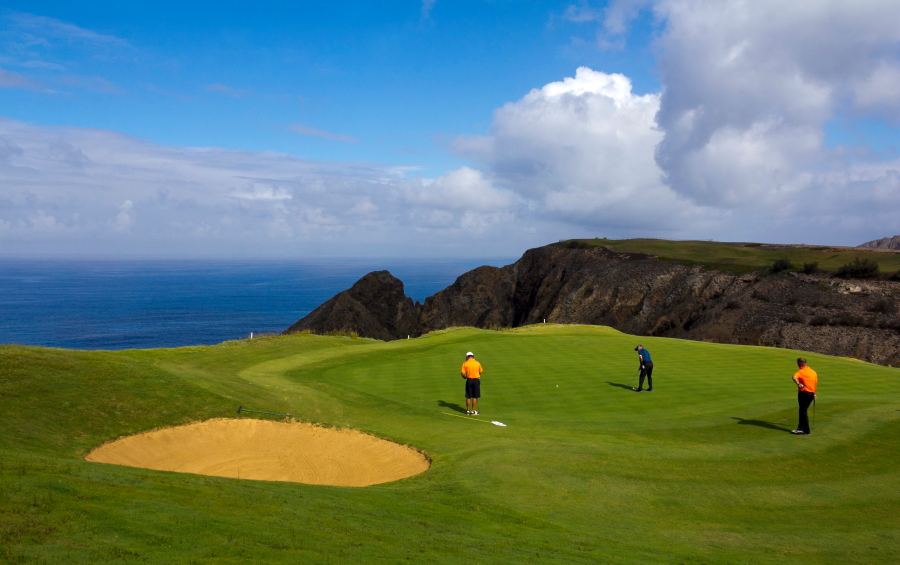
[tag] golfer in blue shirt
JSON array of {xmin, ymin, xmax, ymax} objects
[{"xmin": 635, "ymin": 345, "xmax": 653, "ymax": 392}]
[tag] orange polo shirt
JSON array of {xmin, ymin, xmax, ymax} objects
[
  {"xmin": 461, "ymin": 358, "xmax": 483, "ymax": 379},
  {"xmin": 794, "ymin": 366, "xmax": 817, "ymax": 393}
]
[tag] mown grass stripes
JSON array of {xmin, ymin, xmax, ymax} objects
[{"xmin": 1, "ymin": 326, "xmax": 898, "ymax": 564}]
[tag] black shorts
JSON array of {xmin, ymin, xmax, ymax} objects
[{"xmin": 465, "ymin": 378, "xmax": 481, "ymax": 399}]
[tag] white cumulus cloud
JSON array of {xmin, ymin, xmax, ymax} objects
[
  {"xmin": 453, "ymin": 67, "xmax": 708, "ymax": 231},
  {"xmin": 450, "ymin": 1, "xmax": 900, "ymax": 244}
]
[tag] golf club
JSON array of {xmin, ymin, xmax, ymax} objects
[
  {"xmin": 237, "ymin": 405, "xmax": 292, "ymax": 418},
  {"xmin": 443, "ymin": 412, "xmax": 506, "ymax": 427},
  {"xmin": 629, "ymin": 368, "xmax": 641, "ymax": 390}
]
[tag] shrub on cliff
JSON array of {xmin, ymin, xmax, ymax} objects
[{"xmin": 560, "ymin": 240, "xmax": 593, "ymax": 250}]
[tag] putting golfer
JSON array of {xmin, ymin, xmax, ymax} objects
[
  {"xmin": 461, "ymin": 352, "xmax": 483, "ymax": 415},
  {"xmin": 791, "ymin": 358, "xmax": 817, "ymax": 435},
  {"xmin": 635, "ymin": 345, "xmax": 653, "ymax": 392}
]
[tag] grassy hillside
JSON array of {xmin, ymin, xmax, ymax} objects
[
  {"xmin": 2, "ymin": 327, "xmax": 899, "ymax": 564},
  {"xmin": 561, "ymin": 238, "xmax": 900, "ymax": 273}
]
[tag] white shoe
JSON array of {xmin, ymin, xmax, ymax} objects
[{"xmin": 473, "ymin": 411, "xmax": 480, "ymax": 415}]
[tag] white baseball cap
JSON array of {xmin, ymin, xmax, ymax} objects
[{"xmin": 466, "ymin": 352, "xmax": 474, "ymax": 357}]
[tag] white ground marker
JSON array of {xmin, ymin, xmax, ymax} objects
[{"xmin": 443, "ymin": 412, "xmax": 506, "ymax": 427}]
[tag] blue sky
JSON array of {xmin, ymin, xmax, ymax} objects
[
  {"xmin": 1, "ymin": 2, "xmax": 658, "ymax": 169},
  {"xmin": 2, "ymin": 1, "xmax": 900, "ymax": 258}
]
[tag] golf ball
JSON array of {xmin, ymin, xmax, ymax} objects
[{"xmin": 556, "ymin": 385, "xmax": 558, "ymax": 387}]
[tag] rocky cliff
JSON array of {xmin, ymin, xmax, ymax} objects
[
  {"xmin": 284, "ymin": 244, "xmax": 900, "ymax": 366},
  {"xmin": 859, "ymin": 235, "xmax": 900, "ymax": 250}
]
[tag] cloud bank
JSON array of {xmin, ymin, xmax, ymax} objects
[
  {"xmin": 3, "ymin": 2, "xmax": 900, "ymax": 257},
  {"xmin": 0, "ymin": 119, "xmax": 530, "ymax": 257}
]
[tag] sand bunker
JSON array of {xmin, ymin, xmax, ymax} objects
[{"xmin": 85, "ymin": 418, "xmax": 429, "ymax": 487}]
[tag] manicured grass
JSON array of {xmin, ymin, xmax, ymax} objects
[
  {"xmin": 2, "ymin": 326, "xmax": 899, "ymax": 563},
  {"xmin": 564, "ymin": 238, "xmax": 900, "ymax": 273}
]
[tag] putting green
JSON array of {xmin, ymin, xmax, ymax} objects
[{"xmin": 1, "ymin": 325, "xmax": 898, "ymax": 564}]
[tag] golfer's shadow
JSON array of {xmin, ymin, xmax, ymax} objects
[
  {"xmin": 606, "ymin": 382, "xmax": 635, "ymax": 391},
  {"xmin": 438, "ymin": 400, "xmax": 466, "ymax": 414},
  {"xmin": 731, "ymin": 417, "xmax": 792, "ymax": 433}
]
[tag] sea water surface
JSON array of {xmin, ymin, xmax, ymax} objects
[{"xmin": 0, "ymin": 259, "xmax": 511, "ymax": 350}]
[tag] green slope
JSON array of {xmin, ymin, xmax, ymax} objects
[
  {"xmin": 2, "ymin": 327, "xmax": 899, "ymax": 564},
  {"xmin": 561, "ymin": 238, "xmax": 900, "ymax": 272}
]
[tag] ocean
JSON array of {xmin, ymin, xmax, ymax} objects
[{"xmin": 0, "ymin": 258, "xmax": 511, "ymax": 350}]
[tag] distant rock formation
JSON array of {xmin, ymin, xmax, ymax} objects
[
  {"xmin": 284, "ymin": 271, "xmax": 419, "ymax": 341},
  {"xmin": 285, "ymin": 244, "xmax": 900, "ymax": 366},
  {"xmin": 859, "ymin": 235, "xmax": 900, "ymax": 250}
]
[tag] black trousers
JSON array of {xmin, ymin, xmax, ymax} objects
[
  {"xmin": 638, "ymin": 362, "xmax": 653, "ymax": 390},
  {"xmin": 797, "ymin": 391, "xmax": 815, "ymax": 434}
]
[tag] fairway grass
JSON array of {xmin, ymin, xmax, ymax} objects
[{"xmin": 1, "ymin": 326, "xmax": 899, "ymax": 564}]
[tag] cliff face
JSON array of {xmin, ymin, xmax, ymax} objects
[
  {"xmin": 284, "ymin": 245, "xmax": 900, "ymax": 366},
  {"xmin": 859, "ymin": 235, "xmax": 900, "ymax": 250},
  {"xmin": 284, "ymin": 270, "xmax": 419, "ymax": 341}
]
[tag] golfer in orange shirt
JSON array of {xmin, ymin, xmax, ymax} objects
[
  {"xmin": 461, "ymin": 352, "xmax": 483, "ymax": 415},
  {"xmin": 791, "ymin": 358, "xmax": 817, "ymax": 435}
]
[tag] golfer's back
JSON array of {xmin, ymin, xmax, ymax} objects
[{"xmin": 462, "ymin": 358, "xmax": 482, "ymax": 378}]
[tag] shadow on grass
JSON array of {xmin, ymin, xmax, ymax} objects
[
  {"xmin": 731, "ymin": 417, "xmax": 792, "ymax": 432},
  {"xmin": 606, "ymin": 382, "xmax": 636, "ymax": 391},
  {"xmin": 438, "ymin": 400, "xmax": 466, "ymax": 413}
]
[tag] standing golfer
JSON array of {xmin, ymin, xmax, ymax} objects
[
  {"xmin": 461, "ymin": 352, "xmax": 483, "ymax": 415},
  {"xmin": 635, "ymin": 345, "xmax": 653, "ymax": 392},
  {"xmin": 791, "ymin": 358, "xmax": 817, "ymax": 435}
]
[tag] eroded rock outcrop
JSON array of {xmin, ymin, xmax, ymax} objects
[
  {"xmin": 859, "ymin": 235, "xmax": 900, "ymax": 250},
  {"xmin": 284, "ymin": 244, "xmax": 900, "ymax": 366},
  {"xmin": 284, "ymin": 270, "xmax": 419, "ymax": 341}
]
